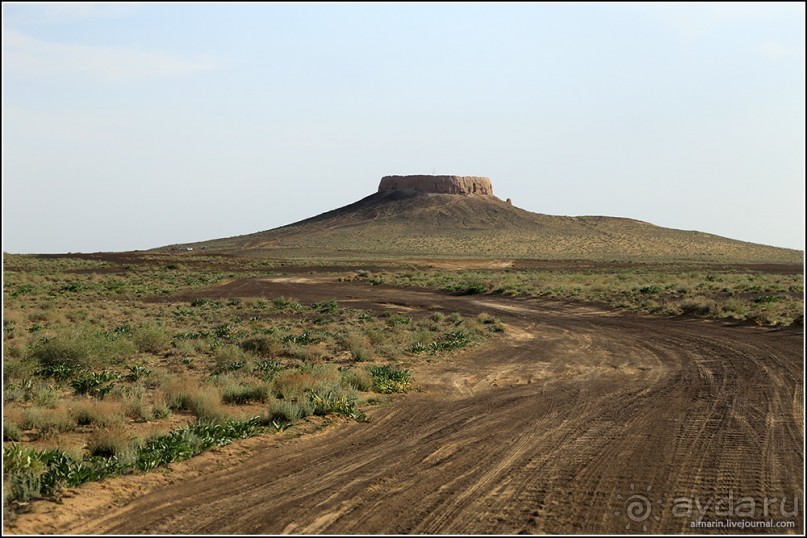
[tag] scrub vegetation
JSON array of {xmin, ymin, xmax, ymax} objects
[
  {"xmin": 3, "ymin": 250, "xmax": 801, "ymax": 515},
  {"xmin": 2, "ymin": 253, "xmax": 500, "ymax": 510},
  {"xmin": 353, "ymin": 266, "xmax": 804, "ymax": 327}
]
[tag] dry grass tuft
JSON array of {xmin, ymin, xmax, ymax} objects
[
  {"xmin": 88, "ymin": 425, "xmax": 140, "ymax": 460},
  {"xmin": 20, "ymin": 407, "xmax": 73, "ymax": 439},
  {"xmin": 70, "ymin": 400, "xmax": 126, "ymax": 427},
  {"xmin": 162, "ymin": 377, "xmax": 228, "ymax": 423}
]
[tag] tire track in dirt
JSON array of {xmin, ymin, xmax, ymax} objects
[{"xmin": 7, "ymin": 279, "xmax": 803, "ymax": 535}]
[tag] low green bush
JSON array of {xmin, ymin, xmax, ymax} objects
[
  {"xmin": 241, "ymin": 336, "xmax": 282, "ymax": 358},
  {"xmin": 4, "ymin": 421, "xmax": 22, "ymax": 442},
  {"xmin": 29, "ymin": 329, "xmax": 135, "ymax": 370},
  {"xmin": 71, "ymin": 371, "xmax": 121, "ymax": 398},
  {"xmin": 429, "ymin": 330, "xmax": 470, "ymax": 352},
  {"xmin": 254, "ymin": 359, "xmax": 284, "ymax": 379},
  {"xmin": 367, "ymin": 365, "xmax": 411, "ymax": 393},
  {"xmin": 213, "ymin": 345, "xmax": 252, "ymax": 374},
  {"xmin": 125, "ymin": 365, "xmax": 151, "ymax": 382},
  {"xmin": 309, "ymin": 389, "xmax": 365, "ymax": 421},
  {"xmin": 133, "ymin": 324, "xmax": 171, "ymax": 354},
  {"xmin": 221, "ymin": 382, "xmax": 272, "ymax": 405},
  {"xmin": 342, "ymin": 368, "xmax": 373, "ymax": 391},
  {"xmin": 266, "ymin": 398, "xmax": 312, "ymax": 422},
  {"xmin": 37, "ymin": 363, "xmax": 80, "ymax": 381}
]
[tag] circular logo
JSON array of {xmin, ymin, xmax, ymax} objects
[{"xmin": 615, "ymin": 484, "xmax": 664, "ymax": 532}]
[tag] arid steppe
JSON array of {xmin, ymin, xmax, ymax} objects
[
  {"xmin": 3, "ymin": 251, "xmax": 803, "ymax": 534},
  {"xmin": 3, "ymin": 180, "xmax": 804, "ymax": 534}
]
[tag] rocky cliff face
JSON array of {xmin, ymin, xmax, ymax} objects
[{"xmin": 379, "ymin": 175, "xmax": 493, "ymax": 196}]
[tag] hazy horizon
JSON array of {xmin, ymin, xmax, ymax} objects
[{"xmin": 3, "ymin": 2, "xmax": 805, "ymax": 254}]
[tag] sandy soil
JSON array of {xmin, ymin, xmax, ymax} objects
[{"xmin": 6, "ymin": 279, "xmax": 803, "ymax": 534}]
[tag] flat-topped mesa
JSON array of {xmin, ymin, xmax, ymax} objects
[{"xmin": 379, "ymin": 175, "xmax": 494, "ymax": 196}]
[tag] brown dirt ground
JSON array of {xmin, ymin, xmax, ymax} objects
[{"xmin": 5, "ymin": 278, "xmax": 803, "ymax": 534}]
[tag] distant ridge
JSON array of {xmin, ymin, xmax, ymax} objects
[{"xmin": 175, "ymin": 176, "xmax": 802, "ymax": 263}]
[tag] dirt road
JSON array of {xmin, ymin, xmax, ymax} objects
[{"xmin": 9, "ymin": 279, "xmax": 803, "ymax": 534}]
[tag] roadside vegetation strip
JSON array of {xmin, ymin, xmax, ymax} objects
[
  {"xmin": 3, "ymin": 417, "xmax": 276, "ymax": 505},
  {"xmin": 353, "ymin": 268, "xmax": 804, "ymax": 326},
  {"xmin": 3, "ymin": 359, "xmax": 415, "ymax": 508}
]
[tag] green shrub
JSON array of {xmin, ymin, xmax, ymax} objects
[
  {"xmin": 341, "ymin": 331, "xmax": 371, "ymax": 362},
  {"xmin": 6, "ymin": 445, "xmax": 107, "ymax": 500},
  {"xmin": 151, "ymin": 396, "xmax": 171, "ymax": 420},
  {"xmin": 271, "ymin": 365, "xmax": 340, "ymax": 405},
  {"xmin": 282, "ymin": 331, "xmax": 318, "ymax": 345},
  {"xmin": 125, "ymin": 365, "xmax": 152, "ymax": 382},
  {"xmin": 213, "ymin": 345, "xmax": 251, "ymax": 374},
  {"xmin": 136, "ymin": 418, "xmax": 262, "ymax": 471},
  {"xmin": 408, "ymin": 342, "xmax": 428, "ymax": 354},
  {"xmin": 638, "ymin": 285, "xmax": 661, "ymax": 294},
  {"xmin": 384, "ymin": 314, "xmax": 412, "ymax": 326},
  {"xmin": 309, "ymin": 389, "xmax": 365, "ymax": 421},
  {"xmin": 124, "ymin": 398, "xmax": 154, "ymax": 422},
  {"xmin": 71, "ymin": 371, "xmax": 121, "ymax": 398},
  {"xmin": 753, "ymin": 294, "xmax": 782, "ymax": 304},
  {"xmin": 60, "ymin": 282, "xmax": 84, "ymax": 293},
  {"xmin": 164, "ymin": 382, "xmax": 227, "ymax": 424},
  {"xmin": 283, "ymin": 342, "xmax": 326, "ymax": 362},
  {"xmin": 367, "ymin": 365, "xmax": 411, "ymax": 393},
  {"xmin": 133, "ymin": 324, "xmax": 171, "ymax": 354},
  {"xmin": 20, "ymin": 408, "xmax": 73, "ymax": 438},
  {"xmin": 3, "ymin": 356, "xmax": 39, "ymax": 383},
  {"xmin": 266, "ymin": 398, "xmax": 312, "ymax": 422},
  {"xmin": 9, "ymin": 468, "xmax": 43, "ymax": 502},
  {"xmin": 29, "ymin": 329, "xmax": 135, "ymax": 370},
  {"xmin": 4, "ymin": 421, "xmax": 22, "ymax": 442},
  {"xmin": 429, "ymin": 330, "xmax": 470, "ymax": 352},
  {"xmin": 40, "ymin": 449, "xmax": 121, "ymax": 492},
  {"xmin": 3, "ymin": 443, "xmax": 47, "ymax": 502},
  {"xmin": 221, "ymin": 382, "xmax": 272, "ymax": 405},
  {"xmin": 254, "ymin": 359, "xmax": 284, "ymax": 379},
  {"xmin": 30, "ymin": 383, "xmax": 60, "ymax": 408},
  {"xmin": 71, "ymin": 401, "xmax": 125, "ymax": 427},
  {"xmin": 462, "ymin": 283, "xmax": 487, "ymax": 294},
  {"xmin": 135, "ymin": 429, "xmax": 202, "ymax": 471},
  {"xmin": 241, "ymin": 336, "xmax": 282, "ymax": 358},
  {"xmin": 443, "ymin": 278, "xmax": 487, "ymax": 295},
  {"xmin": 3, "ymin": 443, "xmax": 45, "ymax": 475},
  {"xmin": 342, "ymin": 368, "xmax": 374, "ymax": 391},
  {"xmin": 680, "ymin": 298, "xmax": 715, "ymax": 316},
  {"xmin": 37, "ymin": 363, "xmax": 80, "ymax": 381},
  {"xmin": 272, "ymin": 296, "xmax": 293, "ymax": 309},
  {"xmin": 312, "ymin": 300, "xmax": 339, "ymax": 314}
]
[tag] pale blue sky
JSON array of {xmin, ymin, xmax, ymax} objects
[{"xmin": 3, "ymin": 2, "xmax": 805, "ymax": 253}]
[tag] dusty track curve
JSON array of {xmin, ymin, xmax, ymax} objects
[{"xmin": 10, "ymin": 280, "xmax": 804, "ymax": 534}]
